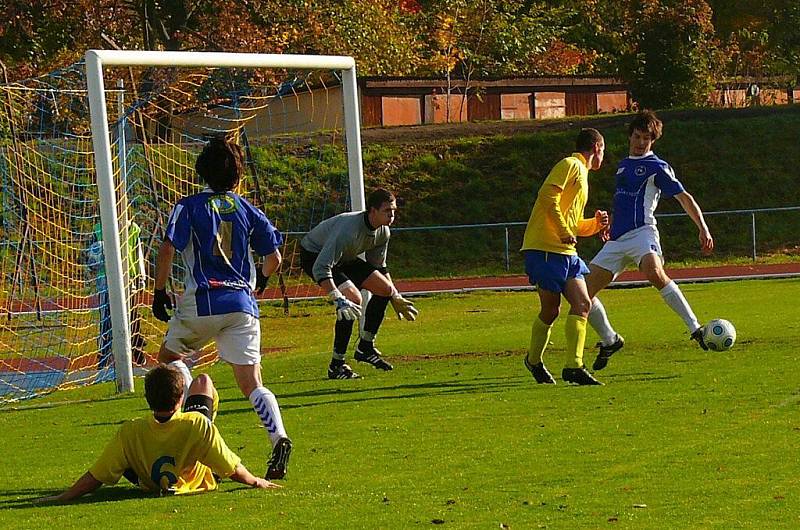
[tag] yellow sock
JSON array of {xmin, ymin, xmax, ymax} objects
[
  {"xmin": 564, "ymin": 315, "xmax": 588, "ymax": 369},
  {"xmin": 526, "ymin": 317, "xmax": 552, "ymax": 365}
]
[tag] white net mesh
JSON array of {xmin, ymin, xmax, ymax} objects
[{"xmin": 0, "ymin": 61, "xmax": 354, "ymax": 403}]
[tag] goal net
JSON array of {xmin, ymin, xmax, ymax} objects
[{"xmin": 0, "ymin": 51, "xmax": 364, "ymax": 403}]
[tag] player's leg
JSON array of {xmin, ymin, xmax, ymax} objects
[
  {"xmin": 328, "ymin": 278, "xmax": 362, "ymax": 378},
  {"xmin": 639, "ymin": 253, "xmax": 706, "ymax": 349},
  {"xmin": 97, "ymin": 276, "xmax": 112, "ymax": 369},
  {"xmin": 526, "ymin": 286, "xmax": 560, "ymax": 381},
  {"xmin": 219, "ymin": 314, "xmax": 292, "ymax": 479},
  {"xmin": 585, "ymin": 263, "xmax": 625, "ymax": 370},
  {"xmin": 299, "ymin": 250, "xmax": 361, "ymax": 378},
  {"xmin": 158, "ymin": 313, "xmax": 213, "ymax": 400},
  {"xmin": 521, "ymin": 250, "xmax": 562, "ymax": 384},
  {"xmin": 183, "ymin": 373, "xmax": 218, "ymax": 422},
  {"xmin": 561, "ymin": 260, "xmax": 602, "ymax": 385},
  {"xmin": 354, "ymin": 269, "xmax": 395, "ymax": 371},
  {"xmin": 129, "ymin": 289, "xmax": 146, "ymax": 365},
  {"xmin": 157, "ymin": 343, "xmax": 193, "ymax": 400}
]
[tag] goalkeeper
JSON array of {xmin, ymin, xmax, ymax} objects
[
  {"xmin": 35, "ymin": 365, "xmax": 280, "ymax": 503},
  {"xmin": 300, "ymin": 188, "xmax": 418, "ymax": 379}
]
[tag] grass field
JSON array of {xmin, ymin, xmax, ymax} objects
[{"xmin": 1, "ymin": 278, "xmax": 798, "ymax": 529}]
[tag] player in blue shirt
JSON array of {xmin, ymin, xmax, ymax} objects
[
  {"xmin": 585, "ymin": 111, "xmax": 714, "ymax": 371},
  {"xmin": 151, "ymin": 137, "xmax": 292, "ymax": 480}
]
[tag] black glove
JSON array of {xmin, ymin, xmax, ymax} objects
[
  {"xmin": 152, "ymin": 289, "xmax": 173, "ymax": 322},
  {"xmin": 255, "ymin": 269, "xmax": 269, "ymax": 295}
]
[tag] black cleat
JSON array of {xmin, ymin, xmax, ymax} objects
[
  {"xmin": 592, "ymin": 334, "xmax": 625, "ymax": 371},
  {"xmin": 690, "ymin": 326, "xmax": 709, "ymax": 351},
  {"xmin": 327, "ymin": 362, "xmax": 360, "ymax": 379},
  {"xmin": 523, "ymin": 357, "xmax": 556, "ymax": 384},
  {"xmin": 266, "ymin": 437, "xmax": 293, "ymax": 480},
  {"xmin": 354, "ymin": 343, "xmax": 394, "ymax": 371},
  {"xmin": 562, "ymin": 366, "xmax": 603, "ymax": 386}
]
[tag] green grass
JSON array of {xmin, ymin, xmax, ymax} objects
[{"xmin": 2, "ymin": 279, "xmax": 800, "ymax": 528}]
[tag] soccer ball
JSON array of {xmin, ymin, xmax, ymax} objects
[{"xmin": 702, "ymin": 319, "xmax": 736, "ymax": 351}]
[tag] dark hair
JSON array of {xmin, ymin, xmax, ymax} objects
[
  {"xmin": 628, "ymin": 110, "xmax": 663, "ymax": 140},
  {"xmin": 195, "ymin": 137, "xmax": 245, "ymax": 192},
  {"xmin": 575, "ymin": 128, "xmax": 604, "ymax": 152},
  {"xmin": 144, "ymin": 365, "xmax": 184, "ymax": 412},
  {"xmin": 366, "ymin": 188, "xmax": 396, "ymax": 211}
]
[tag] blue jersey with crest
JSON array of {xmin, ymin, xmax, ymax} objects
[
  {"xmin": 164, "ymin": 189, "xmax": 282, "ymax": 317},
  {"xmin": 610, "ymin": 152, "xmax": 685, "ymax": 240}
]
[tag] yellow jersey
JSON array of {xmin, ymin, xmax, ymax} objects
[
  {"xmin": 521, "ymin": 152, "xmax": 601, "ymax": 255},
  {"xmin": 89, "ymin": 410, "xmax": 240, "ymax": 495}
]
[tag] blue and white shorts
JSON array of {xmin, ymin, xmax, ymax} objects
[
  {"xmin": 524, "ymin": 250, "xmax": 590, "ymax": 293},
  {"xmin": 165, "ymin": 311, "xmax": 261, "ymax": 366},
  {"xmin": 590, "ymin": 225, "xmax": 663, "ymax": 278}
]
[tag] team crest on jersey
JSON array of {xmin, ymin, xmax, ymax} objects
[
  {"xmin": 209, "ymin": 194, "xmax": 237, "ymax": 214},
  {"xmin": 635, "ymin": 166, "xmax": 646, "ymax": 176}
]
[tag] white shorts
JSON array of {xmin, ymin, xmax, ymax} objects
[
  {"xmin": 164, "ymin": 312, "xmax": 261, "ymax": 366},
  {"xmin": 590, "ymin": 225, "xmax": 664, "ymax": 278}
]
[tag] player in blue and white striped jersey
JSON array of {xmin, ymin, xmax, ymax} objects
[
  {"xmin": 586, "ymin": 111, "xmax": 714, "ymax": 370},
  {"xmin": 151, "ymin": 137, "xmax": 292, "ymax": 480}
]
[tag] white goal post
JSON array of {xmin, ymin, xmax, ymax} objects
[{"xmin": 84, "ymin": 50, "xmax": 366, "ymax": 394}]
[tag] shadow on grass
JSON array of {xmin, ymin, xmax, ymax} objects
[
  {"xmin": 218, "ymin": 374, "xmax": 529, "ymax": 413},
  {"xmin": 0, "ymin": 486, "xmax": 148, "ymax": 509},
  {"xmin": 602, "ymin": 373, "xmax": 682, "ymax": 383}
]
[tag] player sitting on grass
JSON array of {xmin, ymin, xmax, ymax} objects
[
  {"xmin": 521, "ymin": 128, "xmax": 609, "ymax": 385},
  {"xmin": 151, "ymin": 137, "xmax": 292, "ymax": 480},
  {"xmin": 585, "ymin": 110, "xmax": 714, "ymax": 371},
  {"xmin": 300, "ymin": 188, "xmax": 418, "ymax": 379},
  {"xmin": 36, "ymin": 365, "xmax": 279, "ymax": 503}
]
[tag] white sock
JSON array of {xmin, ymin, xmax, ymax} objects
[
  {"xmin": 659, "ymin": 281, "xmax": 701, "ymax": 332},
  {"xmin": 168, "ymin": 360, "xmax": 192, "ymax": 402},
  {"xmin": 249, "ymin": 387, "xmax": 288, "ymax": 446},
  {"xmin": 587, "ymin": 297, "xmax": 618, "ymax": 346}
]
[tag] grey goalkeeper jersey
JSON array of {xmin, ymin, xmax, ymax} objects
[{"xmin": 301, "ymin": 211, "xmax": 390, "ymax": 282}]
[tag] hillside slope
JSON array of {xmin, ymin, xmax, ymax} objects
[{"xmin": 356, "ymin": 106, "xmax": 800, "ymax": 276}]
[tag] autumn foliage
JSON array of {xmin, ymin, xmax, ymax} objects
[{"xmin": 1, "ymin": 0, "xmax": 798, "ymax": 108}]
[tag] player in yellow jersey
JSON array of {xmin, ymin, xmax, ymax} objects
[
  {"xmin": 36, "ymin": 365, "xmax": 279, "ymax": 502},
  {"xmin": 520, "ymin": 128, "xmax": 609, "ymax": 385}
]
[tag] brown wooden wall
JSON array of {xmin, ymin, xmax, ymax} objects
[
  {"xmin": 565, "ymin": 92, "xmax": 598, "ymax": 116},
  {"xmin": 467, "ymin": 93, "xmax": 501, "ymax": 121},
  {"xmin": 361, "ymin": 95, "xmax": 382, "ymax": 127}
]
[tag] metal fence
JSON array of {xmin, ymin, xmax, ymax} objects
[{"xmin": 391, "ymin": 206, "xmax": 800, "ymax": 271}]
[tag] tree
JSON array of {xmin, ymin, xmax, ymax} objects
[{"xmin": 618, "ymin": 0, "xmax": 720, "ymax": 108}]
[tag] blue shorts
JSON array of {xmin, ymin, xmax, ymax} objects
[{"xmin": 524, "ymin": 250, "xmax": 590, "ymax": 293}]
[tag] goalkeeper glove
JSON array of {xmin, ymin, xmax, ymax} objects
[
  {"xmin": 152, "ymin": 289, "xmax": 173, "ymax": 322},
  {"xmin": 390, "ymin": 292, "xmax": 418, "ymax": 321},
  {"xmin": 255, "ymin": 268, "xmax": 269, "ymax": 295},
  {"xmin": 328, "ymin": 289, "xmax": 361, "ymax": 321}
]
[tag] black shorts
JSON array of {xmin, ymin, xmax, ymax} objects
[
  {"xmin": 183, "ymin": 394, "xmax": 214, "ymax": 422},
  {"xmin": 300, "ymin": 248, "xmax": 379, "ymax": 289}
]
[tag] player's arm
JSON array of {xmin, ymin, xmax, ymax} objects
[
  {"xmin": 539, "ymin": 183, "xmax": 574, "ymax": 244},
  {"xmin": 255, "ymin": 249, "xmax": 281, "ymax": 295},
  {"xmin": 674, "ymin": 191, "xmax": 714, "ymax": 253},
  {"xmin": 577, "ymin": 210, "xmax": 609, "ymax": 237},
  {"xmin": 383, "ymin": 272, "xmax": 418, "ymax": 322},
  {"xmin": 35, "ymin": 471, "xmax": 103, "ymax": 504},
  {"xmin": 229, "ymin": 463, "xmax": 281, "ymax": 490},
  {"xmin": 152, "ymin": 239, "xmax": 176, "ymax": 322},
  {"xmin": 313, "ymin": 239, "xmax": 361, "ymax": 321}
]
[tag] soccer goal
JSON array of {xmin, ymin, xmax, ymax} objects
[{"xmin": 0, "ymin": 50, "xmax": 366, "ymax": 402}]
